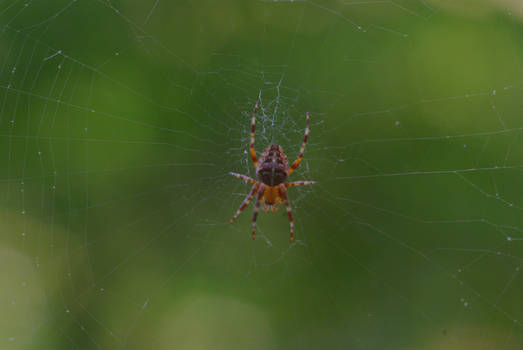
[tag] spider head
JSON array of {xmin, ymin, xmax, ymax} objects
[{"xmin": 256, "ymin": 144, "xmax": 289, "ymax": 186}]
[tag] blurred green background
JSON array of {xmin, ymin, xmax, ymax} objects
[{"xmin": 1, "ymin": 0, "xmax": 523, "ymax": 349}]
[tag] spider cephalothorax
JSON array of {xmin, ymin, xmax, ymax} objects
[{"xmin": 229, "ymin": 102, "xmax": 316, "ymax": 244}]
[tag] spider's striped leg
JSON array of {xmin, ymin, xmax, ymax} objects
[
  {"xmin": 288, "ymin": 112, "xmax": 310, "ymax": 175},
  {"xmin": 230, "ymin": 183, "xmax": 260, "ymax": 224},
  {"xmin": 278, "ymin": 185, "xmax": 295, "ymax": 244},
  {"xmin": 229, "ymin": 172, "xmax": 257, "ymax": 184},
  {"xmin": 252, "ymin": 185, "xmax": 265, "ymax": 240},
  {"xmin": 285, "ymin": 180, "xmax": 317, "ymax": 187},
  {"xmin": 249, "ymin": 102, "xmax": 259, "ymax": 168}
]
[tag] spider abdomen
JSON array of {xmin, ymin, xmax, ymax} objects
[{"xmin": 257, "ymin": 144, "xmax": 289, "ymax": 186}]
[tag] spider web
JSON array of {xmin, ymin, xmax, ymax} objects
[{"xmin": 1, "ymin": 0, "xmax": 523, "ymax": 349}]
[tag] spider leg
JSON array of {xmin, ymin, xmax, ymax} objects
[
  {"xmin": 252, "ymin": 185, "xmax": 265, "ymax": 240},
  {"xmin": 229, "ymin": 172, "xmax": 257, "ymax": 184},
  {"xmin": 288, "ymin": 112, "xmax": 310, "ymax": 175},
  {"xmin": 285, "ymin": 180, "xmax": 317, "ymax": 187},
  {"xmin": 278, "ymin": 185, "xmax": 295, "ymax": 244},
  {"xmin": 229, "ymin": 183, "xmax": 260, "ymax": 224},
  {"xmin": 249, "ymin": 102, "xmax": 259, "ymax": 168}
]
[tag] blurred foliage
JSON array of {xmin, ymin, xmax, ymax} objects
[{"xmin": 0, "ymin": 0, "xmax": 522, "ymax": 349}]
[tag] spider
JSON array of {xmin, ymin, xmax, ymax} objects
[{"xmin": 229, "ymin": 102, "xmax": 316, "ymax": 244}]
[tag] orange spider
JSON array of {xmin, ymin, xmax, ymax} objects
[{"xmin": 229, "ymin": 102, "xmax": 316, "ymax": 244}]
